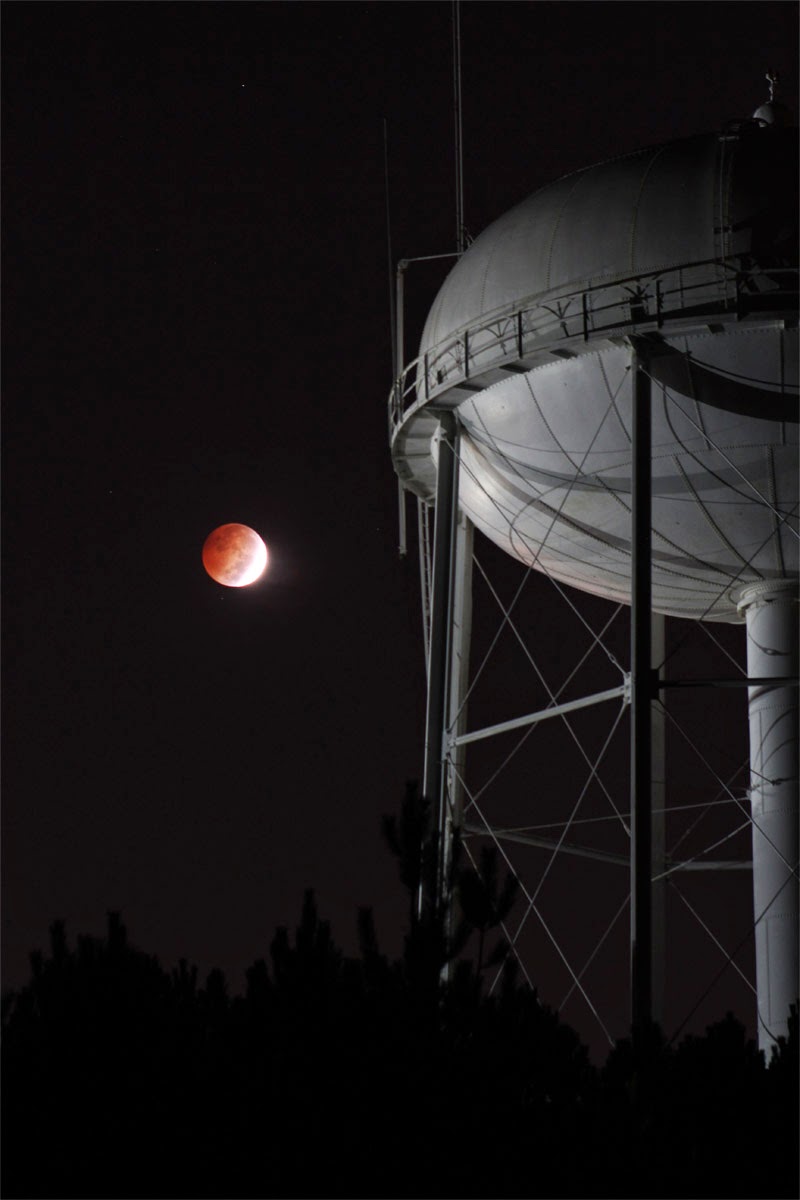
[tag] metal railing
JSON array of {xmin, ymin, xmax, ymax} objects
[{"xmin": 388, "ymin": 260, "xmax": 798, "ymax": 439}]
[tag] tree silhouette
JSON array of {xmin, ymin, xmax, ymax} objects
[
  {"xmin": 2, "ymin": 797, "xmax": 798, "ymax": 1199},
  {"xmin": 456, "ymin": 844, "xmax": 519, "ymax": 987},
  {"xmin": 381, "ymin": 781, "xmax": 467, "ymax": 1010}
]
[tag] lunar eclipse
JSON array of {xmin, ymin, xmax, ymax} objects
[{"xmin": 202, "ymin": 523, "xmax": 268, "ymax": 587}]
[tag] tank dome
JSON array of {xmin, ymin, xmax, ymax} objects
[
  {"xmin": 752, "ymin": 68, "xmax": 793, "ymax": 128},
  {"xmin": 752, "ymin": 101, "xmax": 791, "ymax": 126},
  {"xmin": 391, "ymin": 127, "xmax": 798, "ymax": 623},
  {"xmin": 420, "ymin": 129, "xmax": 797, "ymax": 356}
]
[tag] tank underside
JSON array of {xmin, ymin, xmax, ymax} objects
[{"xmin": 445, "ymin": 328, "xmax": 798, "ymax": 622}]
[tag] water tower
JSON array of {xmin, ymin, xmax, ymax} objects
[{"xmin": 389, "ymin": 91, "xmax": 798, "ymax": 1051}]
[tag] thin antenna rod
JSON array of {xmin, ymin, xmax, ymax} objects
[
  {"xmin": 452, "ymin": 1, "xmax": 465, "ymax": 254},
  {"xmin": 383, "ymin": 117, "xmax": 397, "ymax": 379}
]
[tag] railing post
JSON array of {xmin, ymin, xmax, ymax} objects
[
  {"xmin": 517, "ymin": 309, "xmax": 524, "ymax": 358},
  {"xmin": 464, "ymin": 330, "xmax": 470, "ymax": 379},
  {"xmin": 736, "ymin": 271, "xmax": 746, "ymax": 321}
]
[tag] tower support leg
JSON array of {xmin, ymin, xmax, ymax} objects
[
  {"xmin": 630, "ymin": 340, "xmax": 653, "ymax": 1039},
  {"xmin": 738, "ymin": 580, "xmax": 799, "ymax": 1054},
  {"xmin": 423, "ymin": 414, "xmax": 461, "ymax": 904},
  {"xmin": 445, "ymin": 510, "xmax": 473, "ymax": 867},
  {"xmin": 651, "ymin": 612, "xmax": 666, "ymax": 1029}
]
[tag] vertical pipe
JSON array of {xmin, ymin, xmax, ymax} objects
[
  {"xmin": 397, "ymin": 479, "xmax": 407, "ymax": 558},
  {"xmin": 423, "ymin": 414, "xmax": 460, "ymax": 899},
  {"xmin": 394, "ymin": 263, "xmax": 407, "ymax": 560},
  {"xmin": 651, "ymin": 611, "xmax": 666, "ymax": 1029},
  {"xmin": 738, "ymin": 580, "xmax": 799, "ymax": 1054},
  {"xmin": 396, "ymin": 264, "xmax": 405, "ymax": 387},
  {"xmin": 630, "ymin": 339, "xmax": 653, "ymax": 1039},
  {"xmin": 445, "ymin": 512, "xmax": 473, "ymax": 852},
  {"xmin": 440, "ymin": 509, "xmax": 473, "ymax": 980},
  {"xmin": 418, "ymin": 498, "xmax": 432, "ymax": 680}
]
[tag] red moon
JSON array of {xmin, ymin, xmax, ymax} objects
[{"xmin": 202, "ymin": 524, "xmax": 268, "ymax": 587}]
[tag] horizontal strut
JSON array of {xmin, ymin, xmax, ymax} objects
[
  {"xmin": 657, "ymin": 677, "xmax": 798, "ymax": 689},
  {"xmin": 463, "ymin": 824, "xmax": 752, "ymax": 873},
  {"xmin": 671, "ymin": 860, "xmax": 752, "ymax": 871},
  {"xmin": 464, "ymin": 824, "xmax": 629, "ymax": 866},
  {"xmin": 450, "ymin": 684, "xmax": 627, "ymax": 748}
]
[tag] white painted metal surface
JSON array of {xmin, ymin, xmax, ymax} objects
[
  {"xmin": 451, "ymin": 332, "xmax": 796, "ymax": 621},
  {"xmin": 391, "ymin": 119, "xmax": 798, "ymax": 1043},
  {"xmin": 738, "ymin": 580, "xmax": 799, "ymax": 1052},
  {"xmin": 392, "ymin": 127, "xmax": 798, "ymax": 622}
]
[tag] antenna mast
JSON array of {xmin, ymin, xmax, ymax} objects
[
  {"xmin": 452, "ymin": 1, "xmax": 465, "ymax": 254},
  {"xmin": 383, "ymin": 118, "xmax": 397, "ymax": 380}
]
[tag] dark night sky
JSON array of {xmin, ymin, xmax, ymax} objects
[{"xmin": 3, "ymin": 1, "xmax": 798, "ymax": 1060}]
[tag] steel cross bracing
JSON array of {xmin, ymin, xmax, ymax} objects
[
  {"xmin": 433, "ymin": 513, "xmax": 767, "ymax": 1046},
  {"xmin": 413, "ymin": 353, "xmax": 796, "ymax": 1052},
  {"xmin": 424, "ymin": 427, "xmax": 633, "ymax": 1046}
]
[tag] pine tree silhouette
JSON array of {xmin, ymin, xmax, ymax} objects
[
  {"xmin": 456, "ymin": 844, "xmax": 519, "ymax": 987},
  {"xmin": 2, "ymin": 797, "xmax": 797, "ymax": 1199}
]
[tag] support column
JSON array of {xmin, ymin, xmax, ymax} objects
[
  {"xmin": 738, "ymin": 580, "xmax": 799, "ymax": 1054},
  {"xmin": 423, "ymin": 413, "xmax": 460, "ymax": 902},
  {"xmin": 418, "ymin": 498, "xmax": 433, "ymax": 679},
  {"xmin": 445, "ymin": 511, "xmax": 473, "ymax": 858},
  {"xmin": 651, "ymin": 612, "xmax": 666, "ymax": 1029},
  {"xmin": 630, "ymin": 339, "xmax": 653, "ymax": 1039}
]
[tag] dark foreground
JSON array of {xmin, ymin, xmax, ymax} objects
[
  {"xmin": 3, "ymin": 797, "xmax": 798, "ymax": 1199},
  {"xmin": 4, "ymin": 904, "xmax": 797, "ymax": 1200}
]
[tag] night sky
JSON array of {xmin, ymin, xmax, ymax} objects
[{"xmin": 3, "ymin": 1, "xmax": 798, "ymax": 1060}]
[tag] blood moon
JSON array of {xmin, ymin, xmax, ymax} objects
[{"xmin": 202, "ymin": 523, "xmax": 268, "ymax": 587}]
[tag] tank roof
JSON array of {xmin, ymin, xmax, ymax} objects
[{"xmin": 420, "ymin": 127, "xmax": 797, "ymax": 359}]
